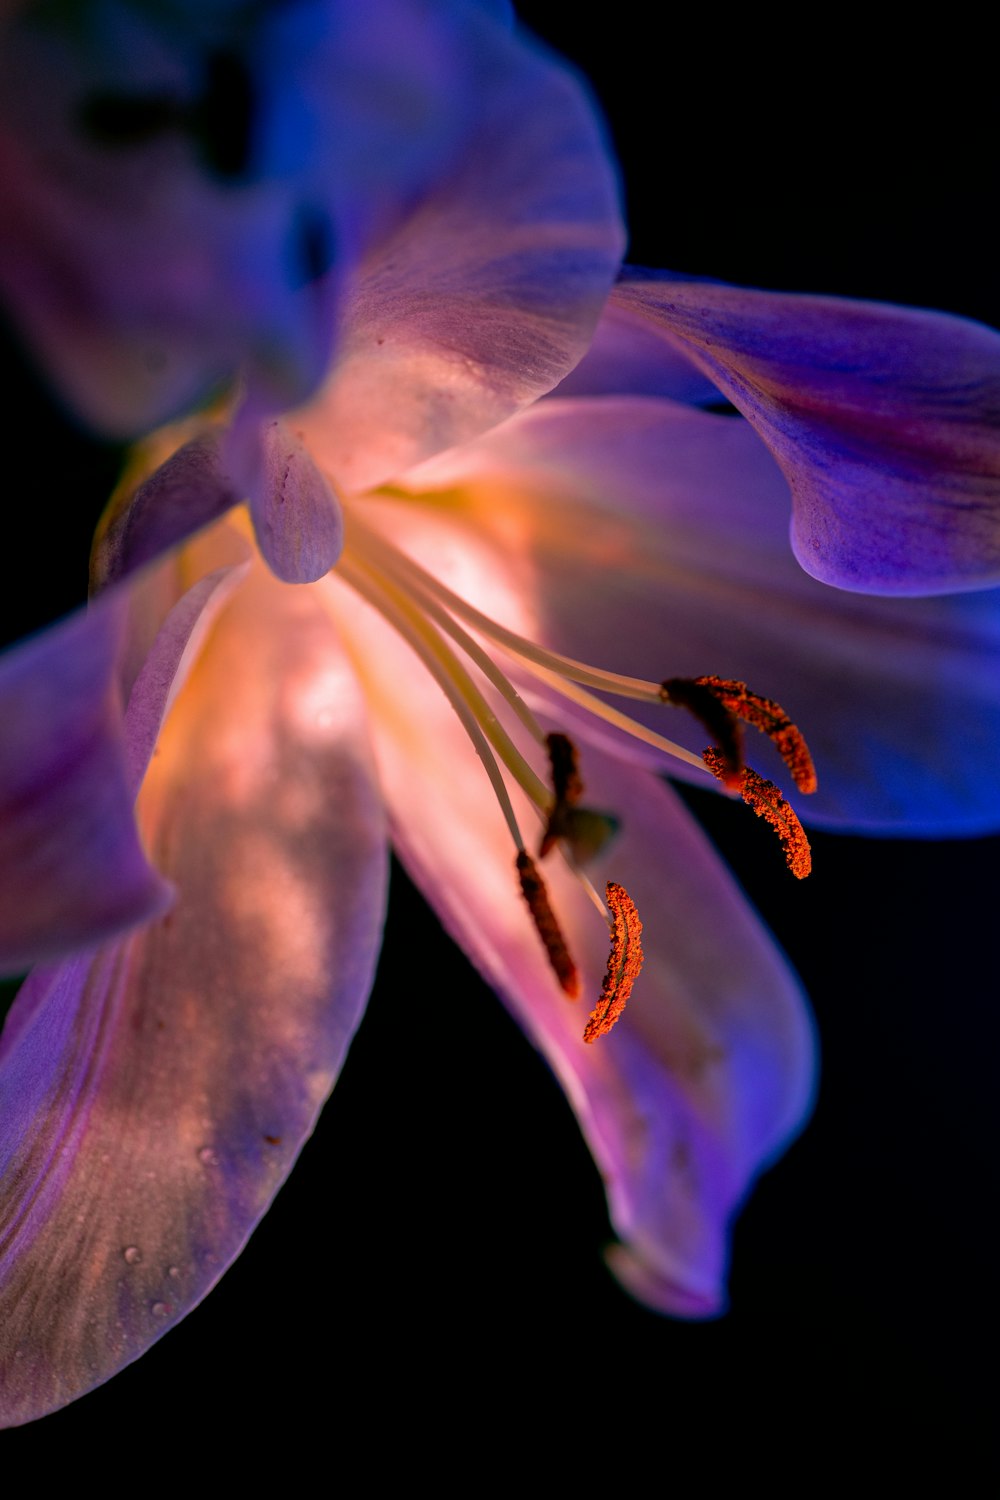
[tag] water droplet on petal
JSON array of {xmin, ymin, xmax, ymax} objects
[
  {"xmin": 198, "ymin": 1145, "xmax": 220, "ymax": 1167},
  {"xmin": 151, "ymin": 1301, "xmax": 170, "ymax": 1318},
  {"xmin": 167, "ymin": 1265, "xmax": 181, "ymax": 1280},
  {"xmin": 123, "ymin": 1245, "xmax": 142, "ymax": 1265}
]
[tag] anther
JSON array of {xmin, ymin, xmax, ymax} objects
[
  {"xmin": 703, "ymin": 750, "xmax": 812, "ymax": 879},
  {"xmin": 660, "ymin": 678, "xmax": 744, "ymax": 788},
  {"xmin": 584, "ymin": 883, "xmax": 644, "ymax": 1044},
  {"xmin": 516, "ymin": 851, "xmax": 581, "ymax": 998},
  {"xmin": 539, "ymin": 732, "xmax": 618, "ymax": 865},
  {"xmin": 677, "ymin": 676, "xmax": 817, "ymax": 795}
]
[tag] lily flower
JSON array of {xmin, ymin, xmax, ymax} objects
[
  {"xmin": 4, "ymin": 252, "xmax": 1000, "ymax": 1422},
  {"xmin": 4, "ymin": 1, "xmax": 1000, "ymax": 1437}
]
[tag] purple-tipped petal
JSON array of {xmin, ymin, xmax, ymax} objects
[
  {"xmin": 0, "ymin": 596, "xmax": 171, "ymax": 976},
  {"xmin": 295, "ymin": 20, "xmax": 623, "ymax": 491},
  {"xmin": 322, "ymin": 569, "xmax": 814, "ymax": 1317},
  {"xmin": 235, "ymin": 417, "xmax": 344, "ymax": 583},
  {"xmin": 388, "ymin": 397, "xmax": 1000, "ymax": 833},
  {"xmin": 611, "ymin": 273, "xmax": 1000, "ymax": 595},
  {"xmin": 0, "ymin": 567, "xmax": 386, "ymax": 1427}
]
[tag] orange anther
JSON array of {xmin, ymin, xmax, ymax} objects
[
  {"xmin": 703, "ymin": 749, "xmax": 812, "ymax": 879},
  {"xmin": 584, "ymin": 882, "xmax": 643, "ymax": 1043},
  {"xmin": 692, "ymin": 677, "xmax": 817, "ymax": 795}
]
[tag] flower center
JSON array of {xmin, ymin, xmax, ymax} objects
[{"xmin": 333, "ymin": 506, "xmax": 815, "ymax": 1043}]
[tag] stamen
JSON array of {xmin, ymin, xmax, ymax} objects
[
  {"xmin": 539, "ymin": 732, "xmax": 579, "ymax": 856},
  {"xmin": 660, "ymin": 677, "xmax": 744, "ymax": 788},
  {"xmin": 337, "ymin": 551, "xmax": 550, "ymax": 814},
  {"xmin": 335, "ymin": 555, "xmax": 531, "ymax": 849},
  {"xmin": 584, "ymin": 882, "xmax": 643, "ymax": 1044},
  {"xmin": 526, "ymin": 663, "xmax": 708, "ymax": 775},
  {"xmin": 703, "ymin": 749, "xmax": 812, "ymax": 879},
  {"xmin": 671, "ymin": 676, "xmax": 817, "ymax": 794},
  {"xmin": 539, "ymin": 732, "xmax": 619, "ymax": 864},
  {"xmin": 516, "ymin": 851, "xmax": 581, "ymax": 998}
]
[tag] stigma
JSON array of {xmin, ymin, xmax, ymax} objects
[{"xmin": 334, "ymin": 510, "xmax": 816, "ymax": 1043}]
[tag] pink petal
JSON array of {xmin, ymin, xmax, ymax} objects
[
  {"xmin": 612, "ymin": 273, "xmax": 1000, "ymax": 595},
  {"xmin": 393, "ymin": 396, "xmax": 1000, "ymax": 834},
  {"xmin": 0, "ymin": 594, "xmax": 170, "ymax": 976},
  {"xmin": 0, "ymin": 566, "xmax": 386, "ymax": 1427},
  {"xmin": 321, "ymin": 569, "xmax": 814, "ymax": 1316},
  {"xmin": 293, "ymin": 21, "xmax": 624, "ymax": 491}
]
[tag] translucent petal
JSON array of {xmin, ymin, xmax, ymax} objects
[
  {"xmin": 612, "ymin": 273, "xmax": 1000, "ymax": 594},
  {"xmin": 0, "ymin": 595, "xmax": 169, "ymax": 976},
  {"xmin": 320, "ymin": 567, "xmax": 814, "ymax": 1316},
  {"xmin": 238, "ymin": 418, "xmax": 344, "ymax": 584},
  {"xmin": 294, "ymin": 19, "xmax": 624, "ymax": 490},
  {"xmin": 383, "ymin": 396, "xmax": 1000, "ymax": 833},
  {"xmin": 0, "ymin": 567, "xmax": 386, "ymax": 1427},
  {"xmin": 0, "ymin": 1, "xmax": 501, "ymax": 432}
]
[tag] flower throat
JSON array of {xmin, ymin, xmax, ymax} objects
[{"xmin": 336, "ymin": 511, "xmax": 816, "ymax": 1044}]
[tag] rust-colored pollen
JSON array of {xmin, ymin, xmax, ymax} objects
[
  {"xmin": 516, "ymin": 850, "xmax": 581, "ymax": 997},
  {"xmin": 660, "ymin": 677, "xmax": 744, "ymax": 788},
  {"xmin": 703, "ymin": 749, "xmax": 812, "ymax": 878},
  {"xmin": 584, "ymin": 882, "xmax": 644, "ymax": 1044},
  {"xmin": 539, "ymin": 732, "xmax": 584, "ymax": 857},
  {"xmin": 692, "ymin": 676, "xmax": 817, "ymax": 795},
  {"xmin": 538, "ymin": 732, "xmax": 619, "ymax": 865}
]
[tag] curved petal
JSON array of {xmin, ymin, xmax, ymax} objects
[
  {"xmin": 232, "ymin": 416, "xmax": 345, "ymax": 583},
  {"xmin": 320, "ymin": 569, "xmax": 814, "ymax": 1317},
  {"xmin": 551, "ymin": 298, "xmax": 719, "ymax": 405},
  {"xmin": 123, "ymin": 562, "xmax": 248, "ymax": 794},
  {"xmin": 0, "ymin": 566, "xmax": 387, "ymax": 1427},
  {"xmin": 0, "ymin": 595, "xmax": 170, "ymax": 976},
  {"xmin": 611, "ymin": 272, "xmax": 1000, "ymax": 595},
  {"xmin": 0, "ymin": 1, "xmax": 497, "ymax": 432},
  {"xmin": 92, "ymin": 430, "xmax": 240, "ymax": 591},
  {"xmin": 294, "ymin": 18, "xmax": 624, "ymax": 491},
  {"xmin": 382, "ymin": 396, "xmax": 1000, "ymax": 833}
]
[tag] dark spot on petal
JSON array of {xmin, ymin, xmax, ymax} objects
[{"xmin": 701, "ymin": 398, "xmax": 740, "ymax": 417}]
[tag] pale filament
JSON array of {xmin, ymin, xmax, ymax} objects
[
  {"xmin": 338, "ymin": 544, "xmax": 612, "ymax": 926},
  {"xmin": 348, "ymin": 508, "xmax": 710, "ymax": 777},
  {"xmin": 336, "ymin": 550, "xmax": 549, "ymax": 828}
]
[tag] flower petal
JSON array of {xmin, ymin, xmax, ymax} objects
[
  {"xmin": 388, "ymin": 397, "xmax": 1000, "ymax": 833},
  {"xmin": 320, "ymin": 568, "xmax": 814, "ymax": 1316},
  {"xmin": 0, "ymin": 564, "xmax": 386, "ymax": 1427},
  {"xmin": 294, "ymin": 19, "xmax": 624, "ymax": 491},
  {"xmin": 551, "ymin": 298, "xmax": 719, "ymax": 405},
  {"xmin": 0, "ymin": 595, "xmax": 170, "ymax": 976},
  {"xmin": 0, "ymin": 1, "xmax": 495, "ymax": 432},
  {"xmin": 232, "ymin": 416, "xmax": 345, "ymax": 583},
  {"xmin": 93, "ymin": 430, "xmax": 240, "ymax": 590},
  {"xmin": 611, "ymin": 272, "xmax": 1000, "ymax": 594}
]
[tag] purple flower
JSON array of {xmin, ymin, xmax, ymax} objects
[{"xmin": 2, "ymin": 1, "xmax": 1000, "ymax": 1434}]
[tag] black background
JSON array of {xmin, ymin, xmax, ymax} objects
[{"xmin": 3, "ymin": 10, "xmax": 996, "ymax": 1480}]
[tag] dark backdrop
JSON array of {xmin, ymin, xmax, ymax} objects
[{"xmin": 3, "ymin": 11, "xmax": 996, "ymax": 1479}]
